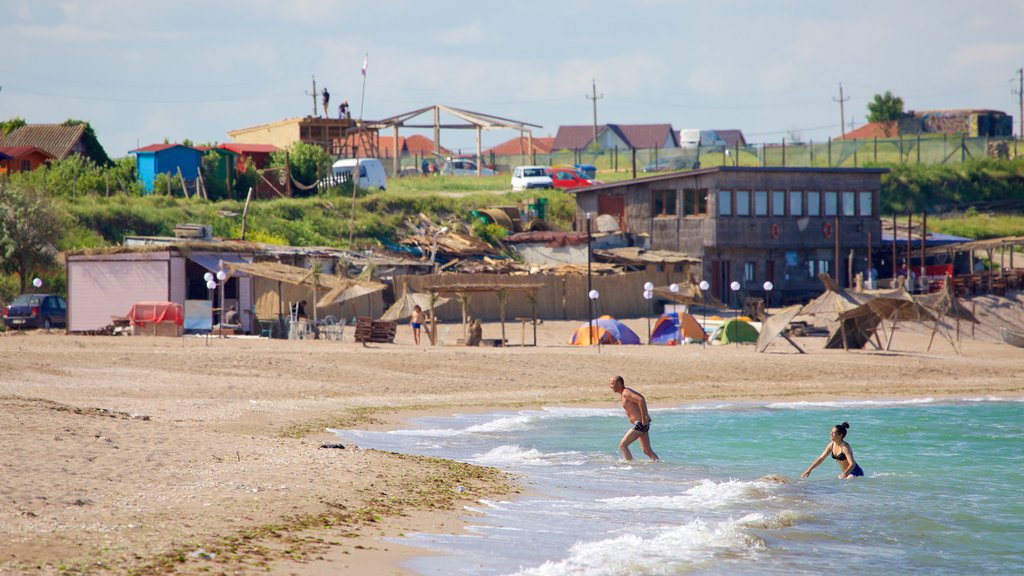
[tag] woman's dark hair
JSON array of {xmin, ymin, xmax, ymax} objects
[{"xmin": 833, "ymin": 422, "xmax": 850, "ymax": 437}]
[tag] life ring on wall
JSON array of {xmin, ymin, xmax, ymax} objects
[
  {"xmin": 822, "ymin": 222, "xmax": 834, "ymax": 239},
  {"xmin": 769, "ymin": 223, "xmax": 780, "ymax": 240}
]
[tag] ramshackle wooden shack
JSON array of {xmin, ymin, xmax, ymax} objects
[{"xmin": 568, "ymin": 166, "xmax": 888, "ymax": 306}]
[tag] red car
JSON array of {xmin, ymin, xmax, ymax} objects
[{"xmin": 546, "ymin": 166, "xmax": 599, "ymax": 189}]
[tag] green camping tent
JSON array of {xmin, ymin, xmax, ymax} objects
[{"xmin": 718, "ymin": 319, "xmax": 759, "ymax": 344}]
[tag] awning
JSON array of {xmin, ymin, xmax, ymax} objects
[{"xmin": 188, "ymin": 253, "xmax": 252, "ymax": 276}]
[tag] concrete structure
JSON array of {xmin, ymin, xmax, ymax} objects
[{"xmin": 569, "ymin": 166, "xmax": 888, "ymax": 305}]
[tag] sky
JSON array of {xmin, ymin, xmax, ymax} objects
[{"xmin": 2, "ymin": 0, "xmax": 1023, "ymax": 159}]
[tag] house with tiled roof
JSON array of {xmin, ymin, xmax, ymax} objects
[
  {"xmin": 0, "ymin": 122, "xmax": 110, "ymax": 165},
  {"xmin": 483, "ymin": 135, "xmax": 554, "ymax": 156},
  {"xmin": 837, "ymin": 122, "xmax": 890, "ymax": 140},
  {"xmin": 129, "ymin": 144, "xmax": 203, "ymax": 193},
  {"xmin": 553, "ymin": 124, "xmax": 677, "ymax": 151},
  {"xmin": 0, "ymin": 146, "xmax": 55, "ymax": 174},
  {"xmin": 376, "ymin": 134, "xmax": 449, "ymax": 159}
]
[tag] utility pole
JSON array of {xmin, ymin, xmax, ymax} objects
[
  {"xmin": 1013, "ymin": 68, "xmax": 1023, "ymax": 139},
  {"xmin": 834, "ymin": 82, "xmax": 850, "ymax": 137},
  {"xmin": 586, "ymin": 79, "xmax": 604, "ymax": 145},
  {"xmin": 305, "ymin": 75, "xmax": 318, "ymax": 117}
]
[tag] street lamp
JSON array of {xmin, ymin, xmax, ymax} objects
[
  {"xmin": 730, "ymin": 281, "xmax": 741, "ymax": 345},
  {"xmin": 206, "ymin": 277, "xmax": 218, "ymax": 344},
  {"xmin": 643, "ymin": 282, "xmax": 654, "ymax": 344},
  {"xmin": 589, "ymin": 288, "xmax": 600, "ymax": 353},
  {"xmin": 217, "ymin": 269, "xmax": 228, "ymax": 337},
  {"xmin": 586, "ymin": 212, "xmax": 593, "ymax": 348},
  {"xmin": 430, "ymin": 226, "xmax": 450, "ymax": 274},
  {"xmin": 762, "ymin": 280, "xmax": 774, "ymax": 310},
  {"xmin": 32, "ymin": 277, "xmax": 43, "ymax": 291},
  {"xmin": 699, "ymin": 280, "xmax": 710, "ymax": 347}
]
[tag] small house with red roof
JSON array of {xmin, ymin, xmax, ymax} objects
[
  {"xmin": 0, "ymin": 146, "xmax": 55, "ymax": 174},
  {"xmin": 130, "ymin": 144, "xmax": 203, "ymax": 193},
  {"xmin": 218, "ymin": 143, "xmax": 278, "ymax": 172}
]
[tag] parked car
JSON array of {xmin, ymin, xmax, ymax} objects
[
  {"xmin": 546, "ymin": 166, "xmax": 599, "ymax": 189},
  {"xmin": 320, "ymin": 158, "xmax": 387, "ymax": 190},
  {"xmin": 510, "ymin": 165, "xmax": 554, "ymax": 190},
  {"xmin": 440, "ymin": 157, "xmax": 496, "ymax": 176},
  {"xmin": 3, "ymin": 293, "xmax": 67, "ymax": 330}
]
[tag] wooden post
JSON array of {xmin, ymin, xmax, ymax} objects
[
  {"xmin": 177, "ymin": 167, "xmax": 189, "ymax": 199},
  {"xmin": 892, "ymin": 212, "xmax": 898, "ymax": 282},
  {"xmin": 240, "ymin": 186, "xmax": 253, "ymax": 240}
]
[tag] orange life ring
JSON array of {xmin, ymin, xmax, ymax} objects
[
  {"xmin": 769, "ymin": 223, "xmax": 780, "ymax": 240},
  {"xmin": 823, "ymin": 222, "xmax": 833, "ymax": 239}
]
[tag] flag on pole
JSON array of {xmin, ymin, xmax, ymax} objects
[{"xmin": 361, "ymin": 53, "xmax": 368, "ymax": 76}]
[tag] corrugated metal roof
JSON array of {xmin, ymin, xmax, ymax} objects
[
  {"xmin": 130, "ymin": 143, "xmax": 197, "ymax": 154},
  {"xmin": 220, "ymin": 143, "xmax": 279, "ymax": 154},
  {"xmin": 0, "ymin": 123, "xmax": 86, "ymax": 159}
]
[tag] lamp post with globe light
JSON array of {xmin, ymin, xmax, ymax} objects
[
  {"xmin": 205, "ymin": 273, "xmax": 217, "ymax": 345},
  {"xmin": 216, "ymin": 269, "xmax": 227, "ymax": 337},
  {"xmin": 643, "ymin": 281, "xmax": 654, "ymax": 344},
  {"xmin": 699, "ymin": 280, "xmax": 710, "ymax": 347},
  {"xmin": 762, "ymin": 280, "xmax": 774, "ymax": 314},
  {"xmin": 730, "ymin": 281, "xmax": 741, "ymax": 345},
  {"xmin": 589, "ymin": 289, "xmax": 600, "ymax": 352},
  {"xmin": 32, "ymin": 277, "xmax": 43, "ymax": 292}
]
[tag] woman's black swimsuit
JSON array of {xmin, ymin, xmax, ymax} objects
[{"xmin": 832, "ymin": 449, "xmax": 864, "ymax": 476}]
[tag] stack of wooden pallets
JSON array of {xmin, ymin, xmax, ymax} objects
[{"xmin": 354, "ymin": 317, "xmax": 396, "ymax": 343}]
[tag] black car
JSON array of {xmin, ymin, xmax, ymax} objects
[{"xmin": 3, "ymin": 294, "xmax": 67, "ymax": 329}]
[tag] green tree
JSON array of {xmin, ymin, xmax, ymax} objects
[
  {"xmin": 0, "ymin": 117, "xmax": 27, "ymax": 137},
  {"xmin": 866, "ymin": 91, "xmax": 905, "ymax": 137},
  {"xmin": 268, "ymin": 142, "xmax": 333, "ymax": 196},
  {"xmin": 0, "ymin": 185, "xmax": 67, "ymax": 292}
]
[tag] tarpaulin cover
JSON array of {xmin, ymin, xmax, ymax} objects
[{"xmin": 128, "ymin": 301, "xmax": 184, "ymax": 327}]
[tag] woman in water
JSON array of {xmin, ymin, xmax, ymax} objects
[{"xmin": 801, "ymin": 422, "xmax": 863, "ymax": 479}]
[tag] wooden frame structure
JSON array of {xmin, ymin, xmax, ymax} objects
[
  {"xmin": 416, "ymin": 280, "xmax": 544, "ymax": 346},
  {"xmin": 372, "ymin": 105, "xmax": 542, "ymax": 177}
]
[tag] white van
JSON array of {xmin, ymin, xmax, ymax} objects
[{"xmin": 330, "ymin": 158, "xmax": 387, "ymax": 190}]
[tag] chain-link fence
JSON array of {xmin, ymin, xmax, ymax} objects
[{"xmin": 379, "ymin": 136, "xmax": 1022, "ymax": 178}]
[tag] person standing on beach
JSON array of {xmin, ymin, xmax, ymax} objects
[
  {"xmin": 609, "ymin": 375, "xmax": 659, "ymax": 461},
  {"xmin": 410, "ymin": 305, "xmax": 425, "ymax": 345},
  {"xmin": 801, "ymin": 421, "xmax": 864, "ymax": 479}
]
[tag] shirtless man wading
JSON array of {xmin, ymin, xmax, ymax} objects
[{"xmin": 609, "ymin": 375, "xmax": 659, "ymax": 461}]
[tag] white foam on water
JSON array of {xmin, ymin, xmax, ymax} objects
[
  {"xmin": 509, "ymin": 516, "xmax": 765, "ymax": 576},
  {"xmin": 472, "ymin": 444, "xmax": 554, "ymax": 467},
  {"xmin": 767, "ymin": 397, "xmax": 935, "ymax": 409},
  {"xmin": 600, "ymin": 478, "xmax": 774, "ymax": 511}
]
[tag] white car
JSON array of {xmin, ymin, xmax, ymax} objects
[
  {"xmin": 510, "ymin": 165, "xmax": 554, "ymax": 191},
  {"xmin": 440, "ymin": 158, "xmax": 496, "ymax": 176}
]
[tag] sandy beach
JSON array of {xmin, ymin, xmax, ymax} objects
[{"xmin": 2, "ymin": 295, "xmax": 1023, "ymax": 575}]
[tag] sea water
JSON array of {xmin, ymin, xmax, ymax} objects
[{"xmin": 334, "ymin": 399, "xmax": 1024, "ymax": 575}]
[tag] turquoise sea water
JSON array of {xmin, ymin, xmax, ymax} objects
[{"xmin": 334, "ymin": 398, "xmax": 1024, "ymax": 575}]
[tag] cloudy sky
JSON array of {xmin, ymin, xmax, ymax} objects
[{"xmin": 2, "ymin": 0, "xmax": 1022, "ymax": 159}]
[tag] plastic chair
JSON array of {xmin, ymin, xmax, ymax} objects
[{"xmin": 257, "ymin": 318, "xmax": 275, "ymax": 339}]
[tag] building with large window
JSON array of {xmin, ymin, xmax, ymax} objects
[{"xmin": 569, "ymin": 166, "xmax": 888, "ymax": 305}]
